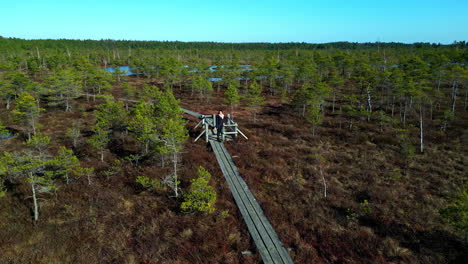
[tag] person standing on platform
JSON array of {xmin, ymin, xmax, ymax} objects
[{"xmin": 215, "ymin": 110, "xmax": 225, "ymax": 142}]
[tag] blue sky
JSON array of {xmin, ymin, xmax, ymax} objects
[{"xmin": 1, "ymin": 0, "xmax": 467, "ymax": 43}]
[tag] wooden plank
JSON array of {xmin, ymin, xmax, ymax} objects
[
  {"xmin": 211, "ymin": 141, "xmax": 291, "ymax": 263},
  {"xmin": 216, "ymin": 148, "xmax": 286, "ymax": 262},
  {"xmin": 220, "ymin": 147, "xmax": 292, "ymax": 264},
  {"xmin": 213, "ymin": 143, "xmax": 283, "ymax": 263},
  {"xmin": 216, "ymin": 142, "xmax": 294, "ymax": 264},
  {"xmin": 211, "ymin": 142, "xmax": 278, "ymax": 262},
  {"xmin": 215, "ymin": 145, "xmax": 281, "ymax": 263},
  {"xmin": 211, "ymin": 142, "xmax": 275, "ymax": 260},
  {"xmin": 182, "ymin": 108, "xmax": 203, "ymax": 118},
  {"xmin": 210, "ymin": 142, "xmax": 274, "ymax": 263},
  {"xmin": 216, "ymin": 142, "xmax": 291, "ymax": 264}
]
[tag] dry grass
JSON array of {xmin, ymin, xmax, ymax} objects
[{"xmin": 0, "ymin": 85, "xmax": 466, "ymax": 263}]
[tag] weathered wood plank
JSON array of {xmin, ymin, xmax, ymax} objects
[
  {"xmin": 217, "ymin": 144, "xmax": 290, "ymax": 256},
  {"xmin": 210, "ymin": 142, "xmax": 275, "ymax": 263},
  {"xmin": 211, "ymin": 142, "xmax": 279, "ymax": 262},
  {"xmin": 211, "ymin": 140, "xmax": 294, "ymax": 264},
  {"xmin": 217, "ymin": 143, "xmax": 293, "ymax": 263},
  {"xmin": 212, "ymin": 141, "xmax": 283, "ymax": 263}
]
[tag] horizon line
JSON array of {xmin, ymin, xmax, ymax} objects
[{"xmin": 1, "ymin": 35, "xmax": 466, "ymax": 45}]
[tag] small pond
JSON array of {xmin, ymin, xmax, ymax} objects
[{"xmin": 0, "ymin": 132, "xmax": 14, "ymax": 140}]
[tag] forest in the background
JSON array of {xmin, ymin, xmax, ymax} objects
[
  {"xmin": 0, "ymin": 37, "xmax": 467, "ymax": 264},
  {"xmin": 1, "ymin": 36, "xmax": 467, "ymax": 51}
]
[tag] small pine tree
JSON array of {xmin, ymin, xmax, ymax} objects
[
  {"xmin": 192, "ymin": 76, "xmax": 213, "ymax": 101},
  {"xmin": 128, "ymin": 102, "xmax": 158, "ymax": 154},
  {"xmin": 66, "ymin": 121, "xmax": 82, "ymax": 148},
  {"xmin": 376, "ymin": 110, "xmax": 394, "ymax": 132},
  {"xmin": 88, "ymin": 125, "xmax": 110, "ymax": 162},
  {"xmin": 159, "ymin": 118, "xmax": 187, "ymax": 198},
  {"xmin": 181, "ymin": 166, "xmax": 217, "ymax": 214},
  {"xmin": 44, "ymin": 70, "xmax": 82, "ymax": 111},
  {"xmin": 25, "ymin": 132, "xmax": 50, "ymax": 154},
  {"xmin": 94, "ymin": 96, "xmax": 127, "ymax": 132},
  {"xmin": 121, "ymin": 82, "xmax": 135, "ymax": 110},
  {"xmin": 243, "ymin": 80, "xmax": 264, "ymax": 121},
  {"xmin": 225, "ymin": 83, "xmax": 240, "ymax": 114},
  {"xmin": 305, "ymin": 98, "xmax": 322, "ymax": 136},
  {"xmin": 75, "ymin": 167, "xmax": 94, "ymax": 185},
  {"xmin": 12, "ymin": 92, "xmax": 44, "ymax": 138},
  {"xmin": 136, "ymin": 176, "xmax": 161, "ymax": 191},
  {"xmin": 121, "ymin": 82, "xmax": 135, "ymax": 97},
  {"xmin": 52, "ymin": 146, "xmax": 80, "ymax": 184},
  {"xmin": 4, "ymin": 152, "xmax": 57, "ymax": 221},
  {"xmin": 292, "ymin": 83, "xmax": 312, "ymax": 116}
]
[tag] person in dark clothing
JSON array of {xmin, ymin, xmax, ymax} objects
[{"xmin": 215, "ymin": 110, "xmax": 225, "ymax": 142}]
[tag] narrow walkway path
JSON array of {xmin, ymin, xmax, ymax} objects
[
  {"xmin": 210, "ymin": 139, "xmax": 293, "ymax": 264},
  {"xmin": 182, "ymin": 105, "xmax": 293, "ymax": 263}
]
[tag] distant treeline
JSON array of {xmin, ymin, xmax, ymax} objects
[{"xmin": 0, "ymin": 36, "xmax": 467, "ymax": 51}]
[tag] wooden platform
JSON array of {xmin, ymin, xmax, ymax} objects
[{"xmin": 210, "ymin": 139, "xmax": 293, "ymax": 264}]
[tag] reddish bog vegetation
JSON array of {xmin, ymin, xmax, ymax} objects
[{"xmin": 1, "ymin": 85, "xmax": 467, "ymax": 264}]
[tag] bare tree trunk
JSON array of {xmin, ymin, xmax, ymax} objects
[
  {"xmin": 30, "ymin": 178, "xmax": 39, "ymax": 221},
  {"xmin": 366, "ymin": 84, "xmax": 372, "ymax": 112},
  {"xmin": 31, "ymin": 117, "xmax": 36, "ymax": 135},
  {"xmin": 366, "ymin": 85, "xmax": 372, "ymax": 121},
  {"xmin": 451, "ymin": 80, "xmax": 458, "ymax": 114},
  {"xmin": 332, "ymin": 90, "xmax": 336, "ymax": 113},
  {"xmin": 419, "ymin": 103, "xmax": 424, "ymax": 153},
  {"xmin": 173, "ymin": 151, "xmax": 178, "ymax": 198},
  {"xmin": 320, "ymin": 168, "xmax": 327, "ymax": 198}
]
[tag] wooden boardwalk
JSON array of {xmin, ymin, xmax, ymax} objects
[
  {"xmin": 181, "ymin": 108, "xmax": 293, "ymax": 263},
  {"xmin": 210, "ymin": 139, "xmax": 293, "ymax": 264}
]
